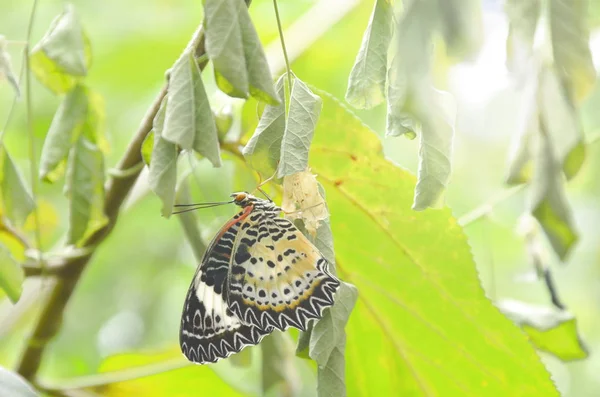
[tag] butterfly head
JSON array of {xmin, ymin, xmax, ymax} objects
[
  {"xmin": 231, "ymin": 191, "xmax": 281, "ymax": 214},
  {"xmin": 231, "ymin": 191, "xmax": 254, "ymax": 207}
]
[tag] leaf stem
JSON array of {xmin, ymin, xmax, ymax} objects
[
  {"xmin": 24, "ymin": 0, "xmax": 43, "ymax": 254},
  {"xmin": 272, "ymin": 0, "xmax": 293, "ymax": 103}
]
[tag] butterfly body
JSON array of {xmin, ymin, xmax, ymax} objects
[{"xmin": 180, "ymin": 192, "xmax": 340, "ymax": 364}]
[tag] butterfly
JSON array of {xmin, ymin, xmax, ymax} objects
[{"xmin": 179, "ymin": 191, "xmax": 340, "ymax": 364}]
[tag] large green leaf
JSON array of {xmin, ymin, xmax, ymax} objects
[
  {"xmin": 84, "ymin": 351, "xmax": 243, "ymax": 396},
  {"xmin": 530, "ymin": 123, "xmax": 578, "ymax": 260},
  {"xmin": 39, "ymin": 84, "xmax": 89, "ymax": 182},
  {"xmin": 163, "ymin": 51, "xmax": 221, "ymax": 166},
  {"xmin": 0, "ymin": 366, "xmax": 38, "ymax": 397},
  {"xmin": 305, "ymin": 93, "xmax": 557, "ymax": 396},
  {"xmin": 203, "ymin": 0, "xmax": 278, "ymax": 104},
  {"xmin": 497, "ymin": 300, "xmax": 588, "ymax": 361},
  {"xmin": 345, "ymin": 0, "xmax": 394, "ymax": 109},
  {"xmin": 65, "ymin": 137, "xmax": 108, "ymax": 246},
  {"xmin": 0, "ymin": 243, "xmax": 24, "ymax": 303},
  {"xmin": 30, "ymin": 5, "xmax": 91, "ymax": 94},
  {"xmin": 148, "ymin": 98, "xmax": 178, "ymax": 218},
  {"xmin": 0, "ymin": 145, "xmax": 35, "ymax": 225},
  {"xmin": 549, "ymin": 0, "xmax": 596, "ymax": 103}
]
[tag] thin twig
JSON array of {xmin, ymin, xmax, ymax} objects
[
  {"xmin": 272, "ymin": 0, "xmax": 292, "ymax": 93},
  {"xmin": 24, "ymin": 0, "xmax": 43, "ymax": 255},
  {"xmin": 37, "ymin": 358, "xmax": 190, "ymax": 391}
]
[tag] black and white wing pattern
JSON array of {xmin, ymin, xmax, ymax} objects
[
  {"xmin": 180, "ymin": 193, "xmax": 340, "ymax": 364},
  {"xmin": 227, "ymin": 217, "xmax": 340, "ymax": 332},
  {"xmin": 179, "ymin": 206, "xmax": 272, "ymax": 364}
]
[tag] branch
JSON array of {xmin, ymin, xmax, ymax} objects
[{"xmin": 15, "ymin": 19, "xmax": 212, "ymax": 381}]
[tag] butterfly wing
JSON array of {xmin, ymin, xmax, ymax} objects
[
  {"xmin": 180, "ymin": 207, "xmax": 273, "ymax": 364},
  {"xmin": 227, "ymin": 217, "xmax": 340, "ymax": 331}
]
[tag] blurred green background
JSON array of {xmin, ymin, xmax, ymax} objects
[{"xmin": 1, "ymin": 0, "xmax": 600, "ymax": 396}]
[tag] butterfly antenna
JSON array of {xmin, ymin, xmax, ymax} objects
[{"xmin": 252, "ymin": 167, "xmax": 279, "ymax": 202}]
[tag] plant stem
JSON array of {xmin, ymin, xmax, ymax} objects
[
  {"xmin": 273, "ymin": 0, "xmax": 293, "ymax": 104},
  {"xmin": 24, "ymin": 0, "xmax": 43, "ymax": 254}
]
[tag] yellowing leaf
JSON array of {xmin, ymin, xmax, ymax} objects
[
  {"xmin": 282, "ymin": 169, "xmax": 329, "ymax": 237},
  {"xmin": 530, "ymin": 121, "xmax": 578, "ymax": 260},
  {"xmin": 497, "ymin": 300, "xmax": 588, "ymax": 361},
  {"xmin": 0, "ymin": 145, "xmax": 35, "ymax": 226},
  {"xmin": 30, "ymin": 5, "xmax": 92, "ymax": 94},
  {"xmin": 0, "ymin": 243, "xmax": 24, "ymax": 303}
]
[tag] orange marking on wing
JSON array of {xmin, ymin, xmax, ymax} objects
[{"xmin": 216, "ymin": 204, "xmax": 254, "ymax": 240}]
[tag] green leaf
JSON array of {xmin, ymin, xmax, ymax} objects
[
  {"xmin": 149, "ymin": 98, "xmax": 178, "ymax": 218},
  {"xmin": 242, "ymin": 76, "xmax": 286, "ymax": 178},
  {"xmin": 204, "ymin": 0, "xmax": 248, "ymax": 98},
  {"xmin": 303, "ymin": 92, "xmax": 558, "ymax": 396},
  {"xmin": 237, "ymin": 2, "xmax": 280, "ymax": 105},
  {"xmin": 539, "ymin": 67, "xmax": 586, "ymax": 180},
  {"xmin": 278, "ymin": 77, "xmax": 322, "ymax": 178},
  {"xmin": 497, "ymin": 300, "xmax": 588, "ymax": 361},
  {"xmin": 39, "ymin": 84, "xmax": 89, "ymax": 181},
  {"xmin": 549, "ymin": 0, "xmax": 596, "ymax": 103},
  {"xmin": 0, "ymin": 366, "xmax": 38, "ymax": 397},
  {"xmin": 412, "ymin": 89, "xmax": 456, "ymax": 210},
  {"xmin": 65, "ymin": 138, "xmax": 108, "ymax": 246},
  {"xmin": 0, "ymin": 35, "xmax": 20, "ymax": 97},
  {"xmin": 436, "ymin": 0, "xmax": 483, "ymax": 59},
  {"xmin": 0, "ymin": 243, "xmax": 24, "ymax": 303},
  {"xmin": 86, "ymin": 351, "xmax": 243, "ymax": 396},
  {"xmin": 175, "ymin": 175, "xmax": 207, "ymax": 262},
  {"xmin": 386, "ymin": 56, "xmax": 418, "ymax": 140},
  {"xmin": 345, "ymin": 0, "xmax": 394, "ymax": 109},
  {"xmin": 30, "ymin": 4, "xmax": 92, "ymax": 94},
  {"xmin": 0, "ymin": 145, "xmax": 35, "ymax": 225},
  {"xmin": 309, "ymin": 282, "xmax": 357, "ymax": 367},
  {"xmin": 505, "ymin": 74, "xmax": 537, "ymax": 185},
  {"xmin": 505, "ymin": 0, "xmax": 541, "ymax": 72},
  {"xmin": 141, "ymin": 131, "xmax": 154, "ymax": 166},
  {"xmin": 163, "ymin": 51, "xmax": 221, "ymax": 170},
  {"xmin": 316, "ymin": 336, "xmax": 346, "ymax": 397},
  {"xmin": 203, "ymin": 0, "xmax": 278, "ymax": 104},
  {"xmin": 530, "ymin": 122, "xmax": 578, "ymax": 260}
]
